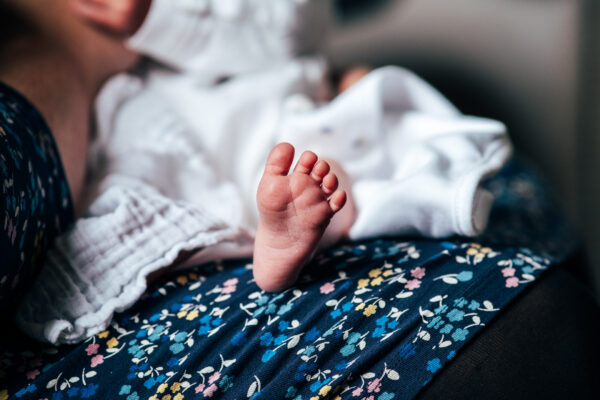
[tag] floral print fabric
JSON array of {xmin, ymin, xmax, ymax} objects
[
  {"xmin": 0, "ymin": 160, "xmax": 574, "ymax": 400},
  {"xmin": 0, "ymin": 82, "xmax": 74, "ymax": 314}
]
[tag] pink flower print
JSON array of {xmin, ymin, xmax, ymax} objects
[
  {"xmin": 352, "ymin": 387, "xmax": 363, "ymax": 397},
  {"xmin": 320, "ymin": 282, "xmax": 335, "ymax": 294},
  {"xmin": 208, "ymin": 371, "xmax": 221, "ymax": 385},
  {"xmin": 405, "ymin": 279, "xmax": 421, "ymax": 290},
  {"xmin": 410, "ymin": 267, "xmax": 426, "ymax": 279},
  {"xmin": 195, "ymin": 384, "xmax": 205, "ymax": 394},
  {"xmin": 221, "ymin": 285, "xmax": 237, "ymax": 294},
  {"xmin": 221, "ymin": 278, "xmax": 238, "ymax": 293},
  {"xmin": 90, "ymin": 354, "xmax": 104, "ymax": 368},
  {"xmin": 505, "ymin": 277, "xmax": 519, "ymax": 288},
  {"xmin": 26, "ymin": 369, "xmax": 40, "ymax": 380},
  {"xmin": 361, "ymin": 396, "xmax": 374, "ymax": 400},
  {"xmin": 223, "ymin": 278, "xmax": 238, "ymax": 287},
  {"xmin": 203, "ymin": 383, "xmax": 218, "ymax": 397},
  {"xmin": 85, "ymin": 343, "xmax": 99, "ymax": 356},
  {"xmin": 367, "ymin": 378, "xmax": 381, "ymax": 393},
  {"xmin": 501, "ymin": 267, "xmax": 515, "ymax": 277}
]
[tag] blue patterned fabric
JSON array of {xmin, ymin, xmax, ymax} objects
[
  {"xmin": 0, "ymin": 82, "xmax": 74, "ymax": 314},
  {"xmin": 0, "ymin": 159, "xmax": 574, "ymax": 400}
]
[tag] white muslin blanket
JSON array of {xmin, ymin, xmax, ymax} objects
[{"xmin": 16, "ymin": 0, "xmax": 512, "ymax": 344}]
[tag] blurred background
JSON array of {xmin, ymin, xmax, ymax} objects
[{"xmin": 325, "ymin": 0, "xmax": 600, "ymax": 297}]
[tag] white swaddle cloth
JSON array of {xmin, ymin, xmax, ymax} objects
[{"xmin": 16, "ymin": 0, "xmax": 511, "ymax": 344}]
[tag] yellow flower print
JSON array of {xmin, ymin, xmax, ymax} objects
[
  {"xmin": 189, "ymin": 272, "xmax": 198, "ymax": 280},
  {"xmin": 466, "ymin": 247, "xmax": 479, "ymax": 256},
  {"xmin": 368, "ymin": 268, "xmax": 382, "ymax": 278},
  {"xmin": 176, "ymin": 276, "xmax": 188, "ymax": 285},
  {"xmin": 157, "ymin": 383, "xmax": 168, "ymax": 394},
  {"xmin": 310, "ymin": 396, "xmax": 319, "ymax": 400},
  {"xmin": 186, "ymin": 309, "xmax": 199, "ymax": 320},
  {"xmin": 383, "ymin": 270, "xmax": 393, "ymax": 277},
  {"xmin": 106, "ymin": 337, "xmax": 119, "ymax": 348},
  {"xmin": 357, "ymin": 279, "xmax": 369, "ymax": 289},
  {"xmin": 98, "ymin": 330, "xmax": 109, "ymax": 339},
  {"xmin": 333, "ymin": 396, "xmax": 342, "ymax": 400},
  {"xmin": 161, "ymin": 395, "xmax": 172, "ymax": 400},
  {"xmin": 370, "ymin": 277, "xmax": 383, "ymax": 286},
  {"xmin": 177, "ymin": 310, "xmax": 187, "ymax": 319},
  {"xmin": 0, "ymin": 389, "xmax": 8, "ymax": 400},
  {"xmin": 355, "ymin": 303, "xmax": 365, "ymax": 311},
  {"xmin": 173, "ymin": 394, "xmax": 184, "ymax": 400},
  {"xmin": 149, "ymin": 396, "xmax": 159, "ymax": 400},
  {"xmin": 319, "ymin": 385, "xmax": 332, "ymax": 396},
  {"xmin": 466, "ymin": 244, "xmax": 493, "ymax": 262},
  {"xmin": 170, "ymin": 382, "xmax": 181, "ymax": 393},
  {"xmin": 363, "ymin": 304, "xmax": 377, "ymax": 317}
]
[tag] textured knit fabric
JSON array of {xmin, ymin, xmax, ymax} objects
[
  {"xmin": 16, "ymin": 175, "xmax": 254, "ymax": 344},
  {"xmin": 0, "ymin": 82, "xmax": 74, "ymax": 314},
  {"xmin": 0, "ymin": 160, "xmax": 576, "ymax": 400}
]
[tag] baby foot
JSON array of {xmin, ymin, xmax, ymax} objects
[{"xmin": 253, "ymin": 143, "xmax": 347, "ymax": 292}]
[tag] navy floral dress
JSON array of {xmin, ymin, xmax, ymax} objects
[
  {"xmin": 0, "ymin": 157, "xmax": 574, "ymax": 400},
  {"xmin": 0, "ymin": 82, "xmax": 74, "ymax": 314}
]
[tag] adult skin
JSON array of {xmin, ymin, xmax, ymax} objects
[{"xmin": 0, "ymin": 0, "xmax": 138, "ymax": 214}]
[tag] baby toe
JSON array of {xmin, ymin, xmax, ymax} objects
[
  {"xmin": 265, "ymin": 143, "xmax": 295, "ymax": 176},
  {"xmin": 329, "ymin": 189, "xmax": 347, "ymax": 213},
  {"xmin": 294, "ymin": 150, "xmax": 318, "ymax": 175},
  {"xmin": 310, "ymin": 160, "xmax": 330, "ymax": 183},
  {"xmin": 322, "ymin": 172, "xmax": 338, "ymax": 195}
]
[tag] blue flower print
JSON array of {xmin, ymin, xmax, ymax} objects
[
  {"xmin": 456, "ymin": 271, "xmax": 473, "ymax": 282},
  {"xmin": 446, "ymin": 308, "xmax": 465, "ymax": 322},
  {"xmin": 347, "ymin": 332, "xmax": 361, "ymax": 344},
  {"xmin": 439, "ymin": 324, "xmax": 453, "ymax": 334},
  {"xmin": 340, "ymin": 344, "xmax": 356, "ymax": 356},
  {"xmin": 259, "ymin": 332, "xmax": 273, "ymax": 346},
  {"xmin": 434, "ymin": 305, "xmax": 448, "ymax": 314},
  {"xmin": 277, "ymin": 303, "xmax": 293, "ymax": 315},
  {"xmin": 80, "ymin": 384, "xmax": 99, "ymax": 399},
  {"xmin": 305, "ymin": 327, "xmax": 320, "ymax": 341},
  {"xmin": 427, "ymin": 316, "xmax": 444, "ymax": 329},
  {"xmin": 232, "ymin": 331, "xmax": 248, "ymax": 346},
  {"xmin": 285, "ymin": 387, "xmax": 297, "ymax": 398},
  {"xmin": 373, "ymin": 326, "xmax": 387, "ymax": 338},
  {"xmin": 15, "ymin": 384, "xmax": 36, "ymax": 397},
  {"xmin": 453, "ymin": 298, "xmax": 468, "ymax": 308},
  {"xmin": 169, "ymin": 342, "xmax": 184, "ymax": 354},
  {"xmin": 467, "ymin": 300, "xmax": 480, "ymax": 310},
  {"xmin": 173, "ymin": 331, "xmax": 187, "ymax": 342},
  {"xmin": 126, "ymin": 393, "xmax": 139, "ymax": 400},
  {"xmin": 303, "ymin": 346, "xmax": 315, "ymax": 356},
  {"xmin": 273, "ymin": 334, "xmax": 287, "ymax": 346},
  {"xmin": 262, "ymin": 349, "xmax": 277, "ymax": 362},
  {"xmin": 399, "ymin": 343, "xmax": 417, "ymax": 359},
  {"xmin": 452, "ymin": 328, "xmax": 469, "ymax": 341},
  {"xmin": 426, "ymin": 358, "xmax": 442, "ymax": 373},
  {"xmin": 278, "ymin": 320, "xmax": 290, "ymax": 332}
]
